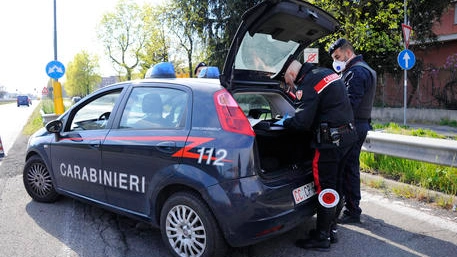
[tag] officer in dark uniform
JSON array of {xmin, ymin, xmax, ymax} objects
[
  {"xmin": 329, "ymin": 38, "xmax": 377, "ymax": 224},
  {"xmin": 194, "ymin": 62, "xmax": 207, "ymax": 77},
  {"xmin": 274, "ymin": 58, "xmax": 358, "ymax": 250}
]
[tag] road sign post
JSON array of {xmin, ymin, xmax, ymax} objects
[
  {"xmin": 46, "ymin": 60, "xmax": 65, "ymax": 80},
  {"xmin": 45, "ymin": 60, "xmax": 65, "ymax": 114},
  {"xmin": 398, "ymin": 49, "xmax": 415, "ymax": 126},
  {"xmin": 397, "ymin": 49, "xmax": 416, "ymax": 70}
]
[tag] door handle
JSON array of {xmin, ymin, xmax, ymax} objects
[
  {"xmin": 156, "ymin": 141, "xmax": 176, "ymax": 153},
  {"xmin": 89, "ymin": 140, "xmax": 101, "ymax": 149}
]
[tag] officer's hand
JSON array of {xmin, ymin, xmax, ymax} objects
[{"xmin": 274, "ymin": 113, "xmax": 289, "ymax": 126}]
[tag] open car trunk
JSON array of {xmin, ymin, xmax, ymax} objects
[
  {"xmin": 233, "ymin": 91, "xmax": 314, "ymax": 180},
  {"xmin": 254, "ymin": 121, "xmax": 314, "ymax": 180}
]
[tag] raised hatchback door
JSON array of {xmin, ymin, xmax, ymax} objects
[{"xmin": 220, "ymin": 0, "xmax": 339, "ymax": 91}]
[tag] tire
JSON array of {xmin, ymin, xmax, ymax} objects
[
  {"xmin": 23, "ymin": 155, "xmax": 59, "ymax": 203},
  {"xmin": 160, "ymin": 191, "xmax": 227, "ymax": 257}
]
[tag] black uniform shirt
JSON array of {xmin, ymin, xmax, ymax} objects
[{"xmin": 284, "ymin": 63, "xmax": 354, "ymax": 131}]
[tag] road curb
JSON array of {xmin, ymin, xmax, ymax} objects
[{"xmin": 361, "ymin": 172, "xmax": 457, "ymax": 212}]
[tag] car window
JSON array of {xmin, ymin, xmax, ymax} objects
[
  {"xmin": 235, "ymin": 33, "xmax": 299, "ymax": 73},
  {"xmin": 234, "ymin": 94, "xmax": 272, "ymax": 119},
  {"xmin": 68, "ymin": 90, "xmax": 121, "ymax": 131},
  {"xmin": 120, "ymin": 87, "xmax": 188, "ymax": 129}
]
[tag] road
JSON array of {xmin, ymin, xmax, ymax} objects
[
  {"xmin": 0, "ymin": 101, "xmax": 38, "ymax": 157},
  {"xmin": 0, "ymin": 103, "xmax": 456, "ymax": 257}
]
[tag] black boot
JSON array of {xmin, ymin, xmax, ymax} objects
[
  {"xmin": 295, "ymin": 230, "xmax": 331, "ymax": 251},
  {"xmin": 328, "ymin": 197, "xmax": 344, "ymax": 243},
  {"xmin": 295, "ymin": 205, "xmax": 336, "ymax": 251},
  {"xmin": 309, "ymin": 228, "xmax": 338, "ymax": 244}
]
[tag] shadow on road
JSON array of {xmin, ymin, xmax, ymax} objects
[{"xmin": 24, "ymin": 197, "xmax": 456, "ymax": 257}]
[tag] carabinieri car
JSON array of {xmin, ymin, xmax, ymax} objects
[{"xmin": 23, "ymin": 1, "xmax": 339, "ymax": 257}]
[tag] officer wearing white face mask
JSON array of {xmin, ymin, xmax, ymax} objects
[{"xmin": 328, "ymin": 38, "xmax": 377, "ymax": 225}]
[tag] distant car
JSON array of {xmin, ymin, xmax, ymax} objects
[
  {"xmin": 71, "ymin": 96, "xmax": 81, "ymax": 104},
  {"xmin": 22, "ymin": 1, "xmax": 340, "ymax": 257},
  {"xmin": 17, "ymin": 95, "xmax": 31, "ymax": 107}
]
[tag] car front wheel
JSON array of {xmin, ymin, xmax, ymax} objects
[
  {"xmin": 23, "ymin": 155, "xmax": 59, "ymax": 203},
  {"xmin": 160, "ymin": 191, "xmax": 227, "ymax": 257}
]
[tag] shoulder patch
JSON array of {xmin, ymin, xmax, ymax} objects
[{"xmin": 314, "ymin": 73, "xmax": 340, "ymax": 94}]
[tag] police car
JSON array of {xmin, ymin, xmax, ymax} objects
[{"xmin": 23, "ymin": 1, "xmax": 339, "ymax": 257}]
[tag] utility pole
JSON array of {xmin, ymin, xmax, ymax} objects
[
  {"xmin": 403, "ymin": 0, "xmax": 407, "ymax": 125},
  {"xmin": 54, "ymin": 0, "xmax": 57, "ymax": 61},
  {"xmin": 52, "ymin": 0, "xmax": 64, "ymax": 114}
]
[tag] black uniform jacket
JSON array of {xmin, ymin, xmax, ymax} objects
[{"xmin": 283, "ymin": 63, "xmax": 357, "ymax": 148}]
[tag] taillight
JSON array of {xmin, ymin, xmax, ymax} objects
[{"xmin": 214, "ymin": 89, "xmax": 255, "ymax": 137}]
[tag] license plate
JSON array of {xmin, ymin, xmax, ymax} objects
[{"xmin": 293, "ymin": 182, "xmax": 316, "ymax": 205}]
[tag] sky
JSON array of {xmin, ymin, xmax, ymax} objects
[{"xmin": 0, "ymin": 0, "xmax": 163, "ymax": 95}]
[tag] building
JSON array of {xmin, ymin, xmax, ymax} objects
[
  {"xmin": 98, "ymin": 76, "xmax": 119, "ymax": 88},
  {"xmin": 381, "ymin": 2, "xmax": 457, "ymax": 109}
]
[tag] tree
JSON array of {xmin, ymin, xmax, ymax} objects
[
  {"xmin": 138, "ymin": 5, "xmax": 171, "ymax": 78},
  {"xmin": 163, "ymin": 0, "xmax": 208, "ymax": 77},
  {"xmin": 159, "ymin": 0, "xmax": 261, "ymax": 75},
  {"xmin": 308, "ymin": 0, "xmax": 451, "ymax": 107},
  {"xmin": 98, "ymin": 0, "xmax": 151, "ymax": 81},
  {"xmin": 308, "ymin": 0, "xmax": 451, "ymax": 69},
  {"xmin": 65, "ymin": 51, "xmax": 102, "ymax": 97},
  {"xmin": 204, "ymin": 0, "xmax": 262, "ymax": 70}
]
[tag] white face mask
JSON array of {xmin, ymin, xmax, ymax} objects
[{"xmin": 332, "ymin": 60, "xmax": 346, "ymax": 73}]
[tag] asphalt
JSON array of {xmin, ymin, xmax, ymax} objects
[
  {"xmin": 371, "ymin": 119, "xmax": 457, "ymax": 138},
  {"xmin": 407, "ymin": 123, "xmax": 457, "ymax": 138}
]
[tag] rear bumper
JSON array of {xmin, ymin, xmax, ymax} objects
[{"xmin": 205, "ymin": 173, "xmax": 317, "ymax": 247}]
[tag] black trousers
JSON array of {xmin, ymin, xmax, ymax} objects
[
  {"xmin": 312, "ymin": 144, "xmax": 353, "ymax": 234},
  {"xmin": 313, "ymin": 145, "xmax": 352, "ymax": 195},
  {"xmin": 343, "ymin": 121, "xmax": 370, "ymax": 216}
]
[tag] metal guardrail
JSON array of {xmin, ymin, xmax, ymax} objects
[{"xmin": 362, "ymin": 131, "xmax": 457, "ymax": 167}]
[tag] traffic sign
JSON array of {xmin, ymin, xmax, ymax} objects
[
  {"xmin": 402, "ymin": 24, "xmax": 413, "ymax": 49},
  {"xmin": 46, "ymin": 60, "xmax": 65, "ymax": 79},
  {"xmin": 303, "ymin": 48, "xmax": 319, "ymax": 63},
  {"xmin": 397, "ymin": 49, "xmax": 416, "ymax": 70},
  {"xmin": 42, "ymin": 87, "xmax": 49, "ymax": 95}
]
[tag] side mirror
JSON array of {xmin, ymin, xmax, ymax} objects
[{"xmin": 46, "ymin": 120, "xmax": 63, "ymax": 133}]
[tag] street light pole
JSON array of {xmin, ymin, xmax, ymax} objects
[
  {"xmin": 53, "ymin": 0, "xmax": 57, "ymax": 61},
  {"xmin": 52, "ymin": 0, "xmax": 64, "ymax": 115},
  {"xmin": 403, "ymin": 0, "xmax": 407, "ymax": 126}
]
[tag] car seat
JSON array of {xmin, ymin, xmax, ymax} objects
[{"xmin": 135, "ymin": 93, "xmax": 167, "ymax": 128}]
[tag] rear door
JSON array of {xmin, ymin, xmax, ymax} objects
[{"xmin": 101, "ymin": 83, "xmax": 192, "ymax": 216}]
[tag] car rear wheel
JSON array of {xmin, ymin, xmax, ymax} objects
[
  {"xmin": 160, "ymin": 191, "xmax": 227, "ymax": 257},
  {"xmin": 23, "ymin": 155, "xmax": 59, "ymax": 203}
]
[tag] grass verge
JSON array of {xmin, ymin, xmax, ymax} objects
[
  {"xmin": 23, "ymin": 102, "xmax": 45, "ymax": 135},
  {"xmin": 362, "ymin": 122, "xmax": 457, "ymax": 210}
]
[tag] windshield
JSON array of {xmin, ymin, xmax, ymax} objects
[{"xmin": 234, "ymin": 33, "xmax": 299, "ymax": 74}]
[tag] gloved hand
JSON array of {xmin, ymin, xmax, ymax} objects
[{"xmin": 274, "ymin": 113, "xmax": 289, "ymax": 126}]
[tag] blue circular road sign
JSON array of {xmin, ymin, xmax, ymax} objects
[
  {"xmin": 46, "ymin": 60, "xmax": 66, "ymax": 79},
  {"xmin": 397, "ymin": 49, "xmax": 416, "ymax": 70}
]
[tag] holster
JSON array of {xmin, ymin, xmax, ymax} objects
[{"xmin": 316, "ymin": 123, "xmax": 354, "ymax": 146}]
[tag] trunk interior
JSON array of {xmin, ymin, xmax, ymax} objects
[
  {"xmin": 252, "ymin": 120, "xmax": 314, "ymax": 180},
  {"xmin": 233, "ymin": 90, "xmax": 314, "ymax": 180}
]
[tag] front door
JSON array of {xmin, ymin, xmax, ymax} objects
[{"xmin": 51, "ymin": 89, "xmax": 123, "ymax": 202}]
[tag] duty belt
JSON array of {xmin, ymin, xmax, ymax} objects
[{"xmin": 316, "ymin": 123, "xmax": 354, "ymax": 146}]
